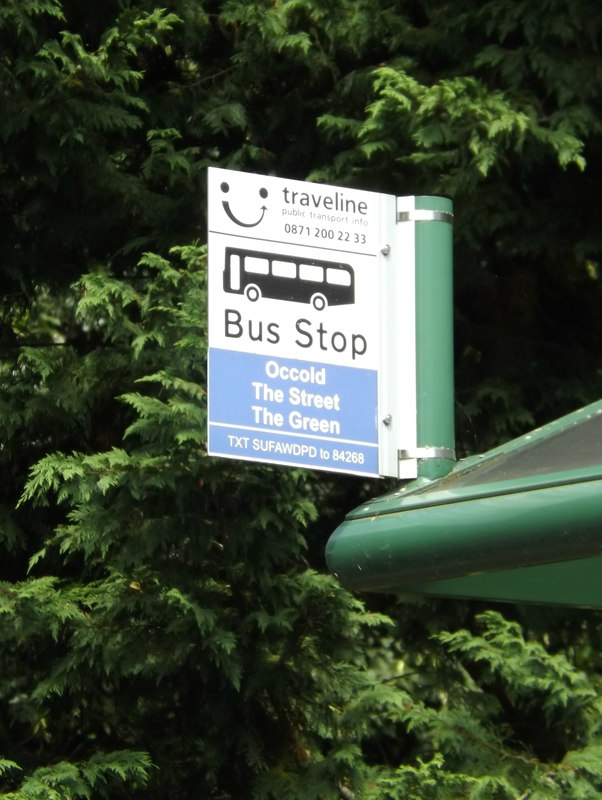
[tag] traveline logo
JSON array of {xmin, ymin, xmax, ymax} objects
[{"xmin": 282, "ymin": 186, "xmax": 368, "ymax": 216}]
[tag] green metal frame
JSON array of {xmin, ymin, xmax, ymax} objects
[{"xmin": 326, "ymin": 400, "xmax": 602, "ymax": 607}]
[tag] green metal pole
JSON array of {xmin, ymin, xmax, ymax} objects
[{"xmin": 407, "ymin": 196, "xmax": 455, "ymax": 479}]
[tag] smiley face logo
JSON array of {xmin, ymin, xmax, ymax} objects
[{"xmin": 220, "ymin": 181, "xmax": 268, "ymax": 228}]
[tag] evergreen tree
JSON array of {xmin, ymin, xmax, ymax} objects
[
  {"xmin": 2, "ymin": 1, "xmax": 602, "ymax": 799},
  {"xmin": 312, "ymin": 0, "xmax": 602, "ymax": 449},
  {"xmin": 1, "ymin": 249, "xmax": 392, "ymax": 798}
]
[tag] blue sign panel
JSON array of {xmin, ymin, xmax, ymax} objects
[{"xmin": 208, "ymin": 348, "xmax": 378, "ymax": 476}]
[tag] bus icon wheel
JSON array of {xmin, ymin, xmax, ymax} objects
[
  {"xmin": 311, "ymin": 293, "xmax": 327, "ymax": 311},
  {"xmin": 245, "ymin": 284, "xmax": 261, "ymax": 302}
]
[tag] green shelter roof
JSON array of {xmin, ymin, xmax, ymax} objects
[{"xmin": 326, "ymin": 399, "xmax": 602, "ymax": 608}]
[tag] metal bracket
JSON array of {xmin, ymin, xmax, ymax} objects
[
  {"xmin": 398, "ymin": 446, "xmax": 456, "ymax": 461},
  {"xmin": 397, "ymin": 210, "xmax": 454, "ymax": 224}
]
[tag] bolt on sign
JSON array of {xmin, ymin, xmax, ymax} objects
[{"xmin": 207, "ymin": 167, "xmax": 443, "ymax": 479}]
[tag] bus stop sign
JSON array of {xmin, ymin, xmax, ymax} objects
[{"xmin": 207, "ymin": 167, "xmax": 425, "ymax": 478}]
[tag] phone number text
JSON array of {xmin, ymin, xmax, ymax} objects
[{"xmin": 283, "ymin": 223, "xmax": 367, "ymax": 245}]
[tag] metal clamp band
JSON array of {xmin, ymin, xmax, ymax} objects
[
  {"xmin": 397, "ymin": 210, "xmax": 454, "ymax": 224},
  {"xmin": 398, "ymin": 446, "xmax": 456, "ymax": 461}
]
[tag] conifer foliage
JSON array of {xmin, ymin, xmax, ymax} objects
[
  {"xmin": 2, "ymin": 1, "xmax": 602, "ymax": 799},
  {"xmin": 1, "ymin": 248, "xmax": 391, "ymax": 798}
]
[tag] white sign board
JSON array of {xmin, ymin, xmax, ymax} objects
[{"xmin": 207, "ymin": 167, "xmax": 417, "ymax": 477}]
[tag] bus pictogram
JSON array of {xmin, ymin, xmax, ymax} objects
[{"xmin": 223, "ymin": 247, "xmax": 355, "ymax": 311}]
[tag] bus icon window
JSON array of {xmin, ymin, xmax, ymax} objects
[
  {"xmin": 223, "ymin": 247, "xmax": 355, "ymax": 310},
  {"xmin": 327, "ymin": 267, "xmax": 352, "ymax": 287},
  {"xmin": 245, "ymin": 256, "xmax": 269, "ymax": 275},
  {"xmin": 272, "ymin": 260, "xmax": 296, "ymax": 279},
  {"xmin": 299, "ymin": 263, "xmax": 322, "ymax": 283}
]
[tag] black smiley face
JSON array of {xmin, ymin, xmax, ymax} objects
[{"xmin": 220, "ymin": 182, "xmax": 268, "ymax": 227}]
